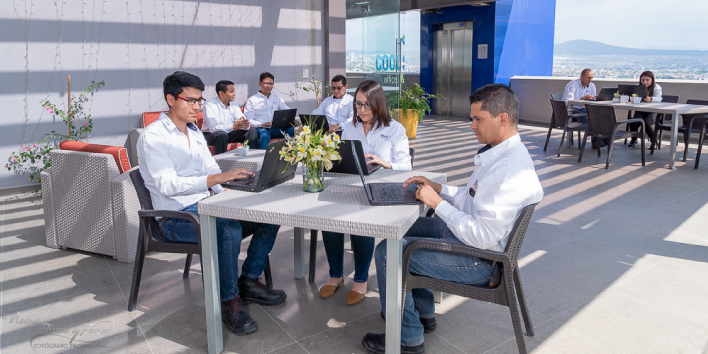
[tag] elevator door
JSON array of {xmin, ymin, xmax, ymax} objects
[{"xmin": 433, "ymin": 26, "xmax": 473, "ymax": 117}]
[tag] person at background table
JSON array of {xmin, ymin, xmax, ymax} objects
[
  {"xmin": 562, "ymin": 68, "xmax": 596, "ymax": 123},
  {"xmin": 138, "ymin": 71, "xmax": 286, "ymax": 336},
  {"xmin": 361, "ymin": 84, "xmax": 543, "ymax": 354},
  {"xmin": 318, "ymin": 80, "xmax": 412, "ymax": 306},
  {"xmin": 628, "ymin": 71, "xmax": 663, "ymax": 149},
  {"xmin": 244, "ymin": 72, "xmax": 295, "ymax": 150},
  {"xmin": 202, "ymin": 80, "xmax": 258, "ymax": 154},
  {"xmin": 310, "ymin": 74, "xmax": 353, "ymax": 133}
]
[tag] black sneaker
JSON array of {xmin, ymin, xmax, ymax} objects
[
  {"xmin": 221, "ymin": 297, "xmax": 258, "ymax": 336},
  {"xmin": 238, "ymin": 276, "xmax": 287, "ymax": 306},
  {"xmin": 380, "ymin": 311, "xmax": 437, "ymax": 333},
  {"xmin": 361, "ymin": 333, "xmax": 425, "ymax": 354}
]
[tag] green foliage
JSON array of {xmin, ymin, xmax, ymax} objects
[
  {"xmin": 295, "ymin": 76, "xmax": 329, "ymax": 106},
  {"xmin": 388, "ymin": 83, "xmax": 445, "ymax": 122},
  {"xmin": 6, "ymin": 80, "xmax": 105, "ymax": 183}
]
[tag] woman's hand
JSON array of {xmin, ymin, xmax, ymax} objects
[
  {"xmin": 365, "ymin": 153, "xmax": 392, "ymax": 169},
  {"xmin": 643, "ymin": 97, "xmax": 652, "ymax": 102}
]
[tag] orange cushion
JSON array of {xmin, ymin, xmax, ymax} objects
[
  {"xmin": 142, "ymin": 111, "xmax": 165, "ymax": 127},
  {"xmin": 196, "ymin": 111, "xmax": 204, "ymax": 130},
  {"xmin": 59, "ymin": 141, "xmax": 131, "ymax": 174},
  {"xmin": 208, "ymin": 143, "xmax": 242, "ymax": 156}
]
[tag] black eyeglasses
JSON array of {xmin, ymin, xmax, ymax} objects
[
  {"xmin": 354, "ymin": 102, "xmax": 372, "ymax": 110},
  {"xmin": 331, "ymin": 85, "xmax": 345, "ymax": 90},
  {"xmin": 260, "ymin": 81, "xmax": 274, "ymax": 86},
  {"xmin": 176, "ymin": 96, "xmax": 207, "ymax": 106}
]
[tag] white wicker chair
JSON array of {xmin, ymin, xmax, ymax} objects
[{"xmin": 41, "ymin": 149, "xmax": 140, "ymax": 262}]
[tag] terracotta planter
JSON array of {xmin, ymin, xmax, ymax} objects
[{"xmin": 392, "ymin": 109, "xmax": 419, "ymax": 139}]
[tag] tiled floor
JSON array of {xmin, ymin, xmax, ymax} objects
[{"xmin": 3, "ymin": 115, "xmax": 708, "ymax": 353}]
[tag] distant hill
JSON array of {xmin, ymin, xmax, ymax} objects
[{"xmin": 554, "ymin": 40, "xmax": 708, "ymax": 57}]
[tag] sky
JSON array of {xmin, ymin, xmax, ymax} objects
[{"xmin": 554, "ymin": 0, "xmax": 708, "ymax": 50}]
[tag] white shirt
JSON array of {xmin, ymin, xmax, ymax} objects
[
  {"xmin": 647, "ymin": 83, "xmax": 663, "ymax": 102},
  {"xmin": 311, "ymin": 94, "xmax": 354, "ymax": 128},
  {"xmin": 137, "ymin": 113, "xmax": 224, "ymax": 211},
  {"xmin": 563, "ymin": 78, "xmax": 597, "ymax": 109},
  {"xmin": 244, "ymin": 91, "xmax": 290, "ymax": 128},
  {"xmin": 201, "ymin": 97, "xmax": 247, "ymax": 133},
  {"xmin": 341, "ymin": 119, "xmax": 412, "ymax": 171},
  {"xmin": 435, "ymin": 134, "xmax": 544, "ymax": 252}
]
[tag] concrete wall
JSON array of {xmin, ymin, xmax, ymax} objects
[
  {"xmin": 511, "ymin": 76, "xmax": 708, "ymax": 124},
  {"xmin": 1, "ymin": 0, "xmax": 327, "ymax": 190}
]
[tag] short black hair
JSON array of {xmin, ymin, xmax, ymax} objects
[
  {"xmin": 331, "ymin": 74, "xmax": 347, "ymax": 86},
  {"xmin": 215, "ymin": 80, "xmax": 234, "ymax": 94},
  {"xmin": 259, "ymin": 72, "xmax": 274, "ymax": 82},
  {"xmin": 163, "ymin": 71, "xmax": 205, "ymax": 103},
  {"xmin": 469, "ymin": 83, "xmax": 519, "ymax": 127}
]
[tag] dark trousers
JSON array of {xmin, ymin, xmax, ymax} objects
[
  {"xmin": 629, "ymin": 112, "xmax": 657, "ymax": 145},
  {"xmin": 203, "ymin": 129, "xmax": 258, "ymax": 154}
]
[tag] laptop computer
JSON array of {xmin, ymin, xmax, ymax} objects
[
  {"xmin": 299, "ymin": 114, "xmax": 329, "ymax": 132},
  {"xmin": 328, "ymin": 140, "xmax": 382, "ymax": 175},
  {"xmin": 618, "ymin": 84, "xmax": 647, "ymax": 98},
  {"xmin": 350, "ymin": 142, "xmax": 421, "ymax": 206},
  {"xmin": 594, "ymin": 87, "xmax": 618, "ymax": 101},
  {"xmin": 271, "ymin": 108, "xmax": 297, "ymax": 130},
  {"xmin": 220, "ymin": 140, "xmax": 297, "ymax": 192}
]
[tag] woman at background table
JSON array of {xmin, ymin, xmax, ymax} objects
[
  {"xmin": 319, "ymin": 80, "xmax": 412, "ymax": 305},
  {"xmin": 628, "ymin": 71, "xmax": 662, "ymax": 149}
]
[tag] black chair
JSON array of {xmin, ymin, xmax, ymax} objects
[
  {"xmin": 544, "ymin": 94, "xmax": 585, "ymax": 151},
  {"xmin": 401, "ymin": 203, "xmax": 539, "ymax": 354},
  {"xmin": 579, "ymin": 104, "xmax": 645, "ymax": 169},
  {"xmin": 307, "ymin": 148, "xmax": 417, "ymax": 283},
  {"xmin": 676, "ymin": 99, "xmax": 708, "ymax": 162},
  {"xmin": 648, "ymin": 95, "xmax": 680, "ymax": 150},
  {"xmin": 127, "ymin": 169, "xmax": 272, "ymax": 311},
  {"xmin": 550, "ymin": 99, "xmax": 586, "ymax": 156}
]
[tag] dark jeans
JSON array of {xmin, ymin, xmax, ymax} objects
[
  {"xmin": 160, "ymin": 202, "xmax": 280, "ymax": 301},
  {"xmin": 321, "ymin": 232, "xmax": 375, "ymax": 283},
  {"xmin": 629, "ymin": 111, "xmax": 657, "ymax": 145},
  {"xmin": 256, "ymin": 127, "xmax": 295, "ymax": 150},
  {"xmin": 573, "ymin": 107, "xmax": 588, "ymax": 124},
  {"xmin": 375, "ymin": 217, "xmax": 494, "ymax": 346},
  {"xmin": 203, "ymin": 129, "xmax": 258, "ymax": 154}
]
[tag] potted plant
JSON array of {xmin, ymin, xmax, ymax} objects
[
  {"xmin": 279, "ymin": 125, "xmax": 342, "ymax": 193},
  {"xmin": 631, "ymin": 93, "xmax": 642, "ymax": 104},
  {"xmin": 236, "ymin": 140, "xmax": 250, "ymax": 155},
  {"xmin": 389, "ymin": 83, "xmax": 445, "ymax": 139},
  {"xmin": 620, "ymin": 94, "xmax": 630, "ymax": 103},
  {"xmin": 612, "ymin": 93, "xmax": 620, "ymax": 102}
]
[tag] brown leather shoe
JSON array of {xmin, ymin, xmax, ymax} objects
[
  {"xmin": 346, "ymin": 283, "xmax": 368, "ymax": 306},
  {"xmin": 319, "ymin": 277, "xmax": 344, "ymax": 299}
]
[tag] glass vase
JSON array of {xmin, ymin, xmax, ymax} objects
[{"xmin": 303, "ymin": 161, "xmax": 325, "ymax": 193}]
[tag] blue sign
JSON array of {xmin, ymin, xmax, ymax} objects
[{"xmin": 375, "ymin": 54, "xmax": 406, "ymax": 71}]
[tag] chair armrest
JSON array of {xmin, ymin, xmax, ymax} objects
[
  {"xmin": 402, "ymin": 239, "xmax": 511, "ymax": 275},
  {"xmin": 568, "ymin": 113, "xmax": 587, "ymax": 118},
  {"xmin": 139, "ymin": 209, "xmax": 200, "ymax": 225},
  {"xmin": 618, "ymin": 118, "xmax": 645, "ymax": 126}
]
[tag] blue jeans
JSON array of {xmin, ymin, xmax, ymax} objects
[
  {"xmin": 160, "ymin": 202, "xmax": 280, "ymax": 301},
  {"xmin": 573, "ymin": 107, "xmax": 588, "ymax": 124},
  {"xmin": 375, "ymin": 217, "xmax": 495, "ymax": 346},
  {"xmin": 256, "ymin": 127, "xmax": 295, "ymax": 150},
  {"xmin": 321, "ymin": 232, "xmax": 375, "ymax": 283}
]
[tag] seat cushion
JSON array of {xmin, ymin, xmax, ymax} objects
[{"xmin": 59, "ymin": 141, "xmax": 131, "ymax": 173}]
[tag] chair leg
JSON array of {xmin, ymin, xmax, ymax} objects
[
  {"xmin": 504, "ymin": 268, "xmax": 529, "ymax": 354},
  {"xmin": 606, "ymin": 138, "xmax": 613, "ymax": 169},
  {"xmin": 513, "ymin": 267, "xmax": 534, "ymax": 336},
  {"xmin": 578, "ymin": 132, "xmax": 589, "ymax": 162},
  {"xmin": 308, "ymin": 229, "xmax": 318, "ymax": 283},
  {"xmin": 597, "ymin": 136, "xmax": 601, "ymax": 157},
  {"xmin": 556, "ymin": 128, "xmax": 568, "ymax": 157},
  {"xmin": 577, "ymin": 131, "xmax": 582, "ymax": 150},
  {"xmin": 683, "ymin": 132, "xmax": 690, "ymax": 162},
  {"xmin": 640, "ymin": 132, "xmax": 646, "ymax": 167},
  {"xmin": 696, "ymin": 126, "xmax": 707, "ymax": 169},
  {"xmin": 264, "ymin": 255, "xmax": 273, "ymax": 289},
  {"xmin": 128, "ymin": 225, "xmax": 148, "ymax": 312},
  {"xmin": 543, "ymin": 127, "xmax": 552, "ymax": 152},
  {"xmin": 183, "ymin": 254, "xmax": 193, "ymax": 279}
]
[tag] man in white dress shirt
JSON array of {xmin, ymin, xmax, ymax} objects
[
  {"xmin": 562, "ymin": 68, "xmax": 596, "ymax": 123},
  {"xmin": 244, "ymin": 72, "xmax": 295, "ymax": 150},
  {"xmin": 311, "ymin": 75, "xmax": 353, "ymax": 133},
  {"xmin": 137, "ymin": 71, "xmax": 287, "ymax": 336},
  {"xmin": 202, "ymin": 80, "xmax": 258, "ymax": 154},
  {"xmin": 362, "ymin": 84, "xmax": 544, "ymax": 354}
]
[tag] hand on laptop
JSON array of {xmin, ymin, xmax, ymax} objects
[
  {"xmin": 415, "ymin": 185, "xmax": 444, "ymax": 209},
  {"xmin": 208, "ymin": 168, "xmax": 255, "ymax": 188},
  {"xmin": 365, "ymin": 154, "xmax": 391, "ymax": 169},
  {"xmin": 403, "ymin": 176, "xmax": 442, "ymax": 194},
  {"xmin": 329, "ymin": 124, "xmax": 340, "ymax": 133},
  {"xmin": 581, "ymin": 94, "xmax": 596, "ymax": 100},
  {"xmin": 261, "ymin": 121, "xmax": 272, "ymax": 127}
]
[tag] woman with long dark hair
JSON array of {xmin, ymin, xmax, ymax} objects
[
  {"xmin": 628, "ymin": 71, "xmax": 663, "ymax": 149},
  {"xmin": 318, "ymin": 80, "xmax": 412, "ymax": 305}
]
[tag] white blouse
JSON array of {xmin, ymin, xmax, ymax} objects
[{"xmin": 341, "ymin": 119, "xmax": 412, "ymax": 171}]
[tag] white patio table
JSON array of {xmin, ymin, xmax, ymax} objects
[
  {"xmin": 567, "ymin": 99, "xmax": 708, "ymax": 168},
  {"xmin": 198, "ymin": 168, "xmax": 447, "ymax": 354}
]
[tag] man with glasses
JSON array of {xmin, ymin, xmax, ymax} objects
[
  {"xmin": 311, "ymin": 74, "xmax": 353, "ymax": 133},
  {"xmin": 137, "ymin": 71, "xmax": 287, "ymax": 336},
  {"xmin": 244, "ymin": 72, "xmax": 294, "ymax": 150},
  {"xmin": 202, "ymin": 80, "xmax": 258, "ymax": 154}
]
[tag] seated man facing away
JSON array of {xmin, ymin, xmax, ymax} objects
[
  {"xmin": 137, "ymin": 71, "xmax": 286, "ymax": 336},
  {"xmin": 311, "ymin": 74, "xmax": 353, "ymax": 133},
  {"xmin": 201, "ymin": 80, "xmax": 258, "ymax": 154},
  {"xmin": 362, "ymin": 84, "xmax": 543, "ymax": 354},
  {"xmin": 244, "ymin": 72, "xmax": 295, "ymax": 150}
]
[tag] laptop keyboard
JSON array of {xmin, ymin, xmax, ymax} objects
[{"xmin": 372, "ymin": 184, "xmax": 404, "ymax": 201}]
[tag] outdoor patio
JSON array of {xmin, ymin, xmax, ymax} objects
[{"xmin": 2, "ymin": 115, "xmax": 708, "ymax": 354}]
